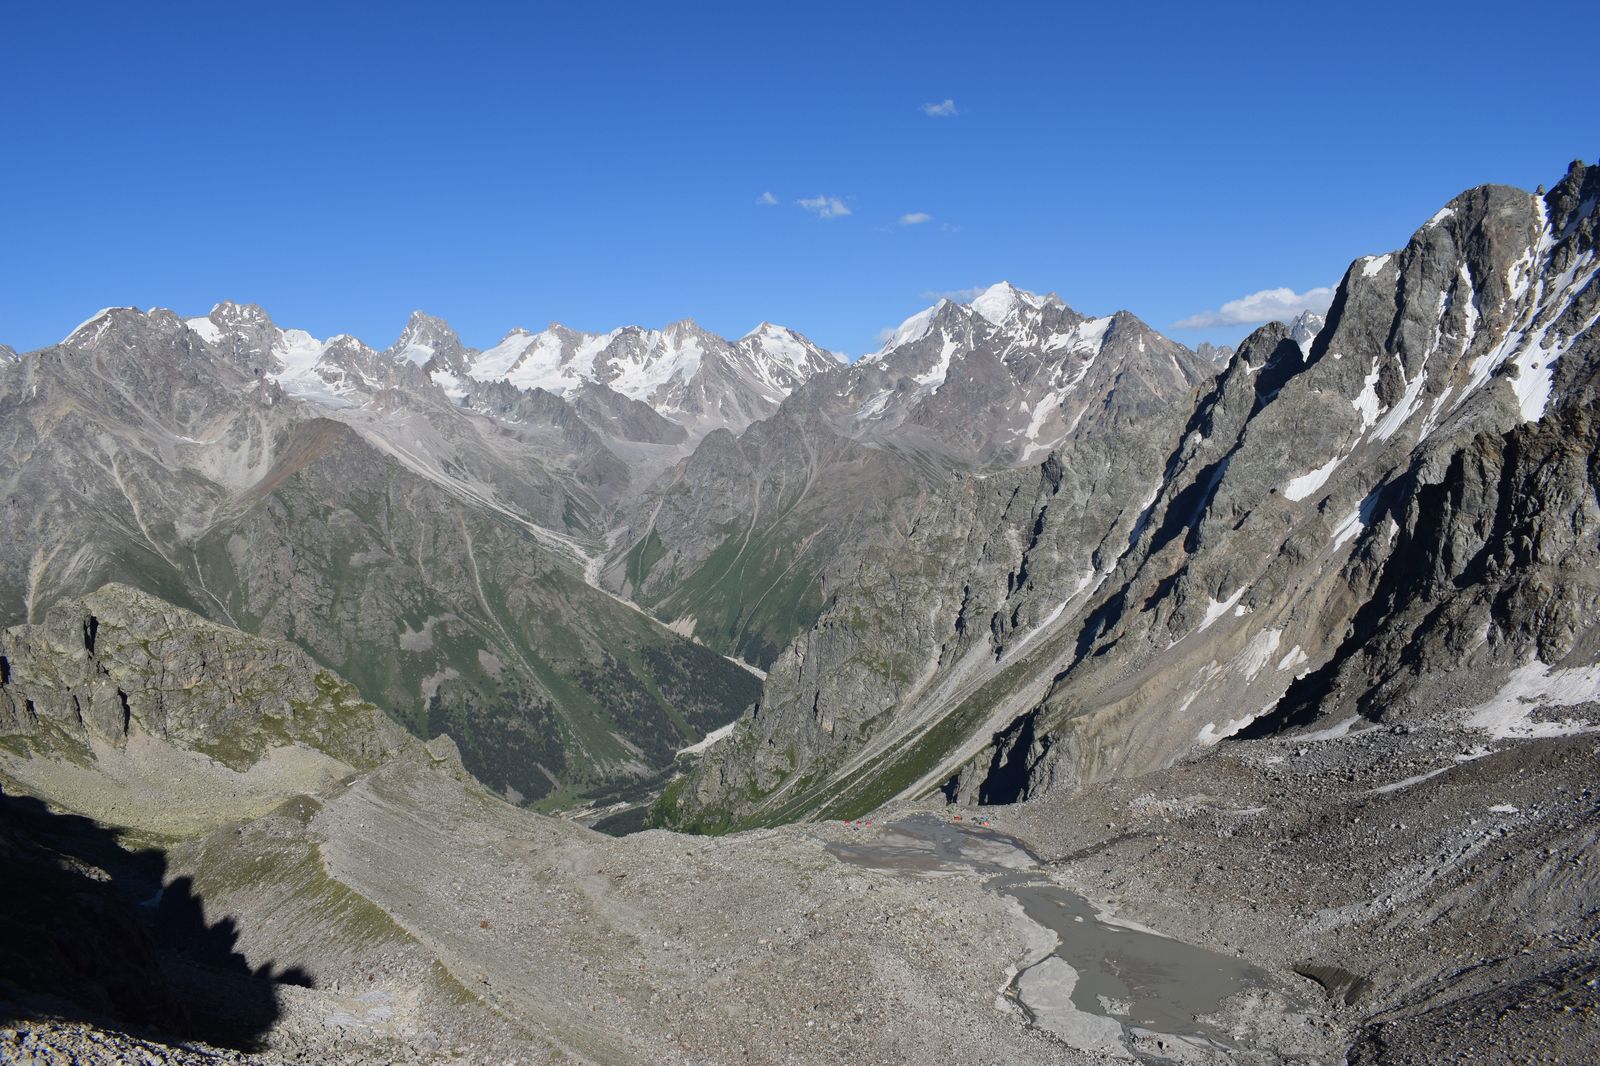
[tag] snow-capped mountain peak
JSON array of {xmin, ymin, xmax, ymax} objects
[
  {"xmin": 843, "ymin": 288, "xmax": 1212, "ymax": 466},
  {"xmin": 36, "ymin": 298, "xmax": 900, "ymax": 446},
  {"xmin": 62, "ymin": 307, "xmax": 138, "ymax": 345},
  {"xmin": 869, "ymin": 283, "xmax": 1070, "ymax": 361},
  {"xmin": 871, "ymin": 302, "xmax": 949, "ymax": 358},
  {"xmin": 437, "ymin": 314, "xmax": 839, "ymax": 438},
  {"xmin": 969, "ymin": 281, "xmax": 1058, "ymax": 325},
  {"xmin": 388, "ymin": 311, "xmax": 467, "ymax": 371},
  {"xmin": 740, "ymin": 322, "xmax": 845, "ymax": 372},
  {"xmin": 1287, "ymin": 310, "xmax": 1326, "ymax": 357},
  {"xmin": 209, "ymin": 300, "xmax": 275, "ymax": 330}
]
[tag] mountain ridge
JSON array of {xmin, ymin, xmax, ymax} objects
[{"xmin": 668, "ymin": 161, "xmax": 1600, "ymax": 828}]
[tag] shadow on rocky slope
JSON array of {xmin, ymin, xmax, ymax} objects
[{"xmin": 0, "ymin": 783, "xmax": 309, "ymax": 1049}]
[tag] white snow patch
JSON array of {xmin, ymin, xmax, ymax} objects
[
  {"xmin": 970, "ymin": 282, "xmax": 1045, "ymax": 325},
  {"xmin": 1372, "ymin": 368, "xmax": 1427, "ymax": 441},
  {"xmin": 743, "ymin": 322, "xmax": 834, "ymax": 374},
  {"xmin": 580, "ymin": 326, "xmax": 707, "ymax": 406},
  {"xmin": 1284, "ymin": 456, "xmax": 1342, "ymax": 502},
  {"xmin": 274, "ymin": 329, "xmax": 327, "ymax": 374},
  {"xmin": 912, "ymin": 331, "xmax": 958, "ymax": 389},
  {"xmin": 471, "ymin": 330, "xmax": 539, "ymax": 381},
  {"xmin": 1458, "ymin": 262, "xmax": 1480, "ymax": 353},
  {"xmin": 1018, "ymin": 389, "xmax": 1070, "ymax": 461},
  {"xmin": 1004, "ymin": 571, "xmax": 1097, "ymax": 660},
  {"xmin": 1003, "ymin": 598, "xmax": 1071, "ymax": 659},
  {"xmin": 1488, "ymin": 804, "xmax": 1519, "ymax": 814},
  {"xmin": 1459, "ymin": 246, "xmax": 1598, "ymax": 421},
  {"xmin": 1453, "ymin": 197, "xmax": 1600, "ymax": 422},
  {"xmin": 1073, "ymin": 316, "xmax": 1113, "ymax": 350},
  {"xmin": 1331, "ymin": 505, "xmax": 1365, "ymax": 550},
  {"xmin": 1425, "ymin": 206, "xmax": 1455, "ymax": 228},
  {"xmin": 395, "ymin": 343, "xmax": 434, "ymax": 367},
  {"xmin": 1367, "ymin": 766, "xmax": 1450, "ymax": 795},
  {"xmin": 1417, "ymin": 386, "xmax": 1455, "ymax": 441},
  {"xmin": 677, "ymin": 720, "xmax": 737, "ymax": 756},
  {"xmin": 186, "ymin": 316, "xmax": 222, "ymax": 343},
  {"xmin": 1277, "ymin": 645, "xmax": 1309, "ymax": 672},
  {"xmin": 1196, "ymin": 701, "xmax": 1277, "ymax": 747},
  {"xmin": 1510, "ymin": 323, "xmax": 1574, "ymax": 419},
  {"xmin": 1463, "ymin": 660, "xmax": 1600, "ymax": 739},
  {"xmin": 464, "ymin": 320, "xmax": 737, "ymax": 412},
  {"xmin": 855, "ymin": 388, "xmax": 895, "ymax": 420},
  {"xmin": 1361, "ymin": 254, "xmax": 1392, "ymax": 278},
  {"xmin": 1198, "ymin": 588, "xmax": 1247, "ymax": 632},
  {"xmin": 264, "ymin": 329, "xmax": 358, "ymax": 409},
  {"xmin": 1023, "ymin": 390, "xmax": 1061, "ymax": 442},
  {"xmin": 1352, "ymin": 363, "xmax": 1382, "ymax": 430},
  {"xmin": 1507, "ymin": 244, "xmax": 1535, "ymax": 301},
  {"xmin": 1239, "ymin": 628, "xmax": 1282, "ymax": 680},
  {"xmin": 430, "ymin": 369, "xmax": 468, "ymax": 401}
]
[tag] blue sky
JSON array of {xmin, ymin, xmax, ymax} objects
[{"xmin": 3, "ymin": 1, "xmax": 1595, "ymax": 358}]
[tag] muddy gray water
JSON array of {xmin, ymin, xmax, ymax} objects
[{"xmin": 828, "ymin": 814, "xmax": 1271, "ymax": 1060}]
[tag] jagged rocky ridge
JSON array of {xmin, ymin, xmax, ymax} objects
[{"xmin": 673, "ymin": 161, "xmax": 1600, "ymax": 828}]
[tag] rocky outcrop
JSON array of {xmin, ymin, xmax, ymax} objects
[{"xmin": 0, "ymin": 583, "xmax": 408, "ymax": 770}]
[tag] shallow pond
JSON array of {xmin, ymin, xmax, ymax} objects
[{"xmin": 828, "ymin": 814, "xmax": 1272, "ymax": 1060}]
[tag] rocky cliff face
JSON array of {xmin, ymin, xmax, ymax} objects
[
  {"xmin": 959, "ymin": 162, "xmax": 1600, "ymax": 798},
  {"xmin": 671, "ymin": 161, "xmax": 1600, "ymax": 828},
  {"xmin": 0, "ymin": 583, "xmax": 407, "ymax": 772}
]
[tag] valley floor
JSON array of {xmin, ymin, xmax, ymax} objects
[{"xmin": 4, "ymin": 710, "xmax": 1597, "ymax": 1064}]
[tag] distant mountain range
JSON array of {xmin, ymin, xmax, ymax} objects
[{"xmin": 3, "ymin": 162, "xmax": 1596, "ymax": 833}]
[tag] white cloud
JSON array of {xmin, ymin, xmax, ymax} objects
[
  {"xmin": 1174, "ymin": 286, "xmax": 1335, "ymax": 329},
  {"xmin": 922, "ymin": 99, "xmax": 959, "ymax": 117},
  {"xmin": 919, "ymin": 286, "xmax": 986, "ymax": 302},
  {"xmin": 899, "ymin": 212, "xmax": 931, "ymax": 226},
  {"xmin": 798, "ymin": 195, "xmax": 851, "ymax": 219},
  {"xmin": 756, "ymin": 191, "xmax": 779, "ymax": 205}
]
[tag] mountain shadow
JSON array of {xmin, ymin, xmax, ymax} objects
[{"xmin": 0, "ymin": 783, "xmax": 310, "ymax": 1050}]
